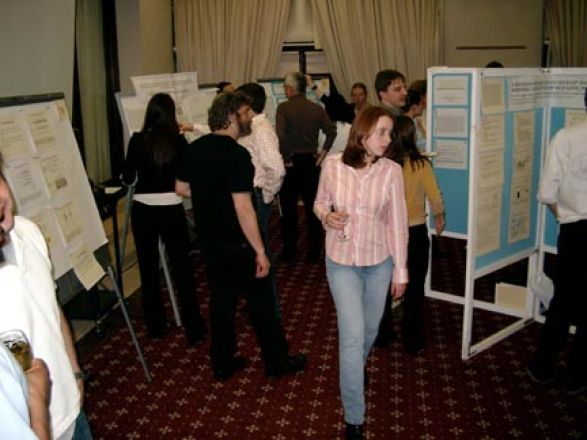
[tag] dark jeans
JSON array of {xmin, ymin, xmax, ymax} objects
[
  {"xmin": 201, "ymin": 240, "xmax": 289, "ymax": 371},
  {"xmin": 279, "ymin": 154, "xmax": 322, "ymax": 257},
  {"xmin": 254, "ymin": 188, "xmax": 281, "ymax": 319},
  {"xmin": 377, "ymin": 224, "xmax": 430, "ymax": 350},
  {"xmin": 131, "ymin": 202, "xmax": 204, "ymax": 338},
  {"xmin": 402, "ymin": 224, "xmax": 430, "ymax": 350},
  {"xmin": 72, "ymin": 410, "xmax": 93, "ymax": 440},
  {"xmin": 531, "ymin": 220, "xmax": 587, "ymax": 379}
]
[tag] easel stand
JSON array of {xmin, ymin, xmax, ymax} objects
[{"xmin": 103, "ymin": 265, "xmax": 152, "ymax": 381}]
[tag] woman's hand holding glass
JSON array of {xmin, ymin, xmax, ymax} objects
[{"xmin": 326, "ymin": 211, "xmax": 349, "ymax": 241}]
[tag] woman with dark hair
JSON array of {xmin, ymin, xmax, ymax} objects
[
  {"xmin": 314, "ymin": 106, "xmax": 408, "ymax": 440},
  {"xmin": 122, "ymin": 93, "xmax": 205, "ymax": 345},
  {"xmin": 379, "ymin": 115, "xmax": 444, "ymax": 355}
]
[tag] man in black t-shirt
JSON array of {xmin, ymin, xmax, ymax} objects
[{"xmin": 176, "ymin": 93, "xmax": 306, "ymax": 381}]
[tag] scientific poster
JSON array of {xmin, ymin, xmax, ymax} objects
[
  {"xmin": 435, "ymin": 139, "xmax": 468, "ymax": 169},
  {"xmin": 432, "ymin": 75, "xmax": 468, "ymax": 106},
  {"xmin": 433, "ymin": 108, "xmax": 468, "ymax": 138},
  {"xmin": 481, "ymin": 77, "xmax": 505, "ymax": 114},
  {"xmin": 475, "ymin": 185, "xmax": 502, "ymax": 256}
]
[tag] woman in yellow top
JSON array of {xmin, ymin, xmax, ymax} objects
[{"xmin": 378, "ymin": 115, "xmax": 445, "ymax": 355}]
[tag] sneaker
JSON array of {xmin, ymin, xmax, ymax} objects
[
  {"xmin": 265, "ymin": 353, "xmax": 307, "ymax": 377},
  {"xmin": 525, "ymin": 364, "xmax": 555, "ymax": 385}
]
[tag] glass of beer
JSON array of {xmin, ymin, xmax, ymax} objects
[{"xmin": 0, "ymin": 329, "xmax": 33, "ymax": 371}]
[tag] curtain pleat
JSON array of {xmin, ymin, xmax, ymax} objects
[
  {"xmin": 545, "ymin": 0, "xmax": 587, "ymax": 67},
  {"xmin": 310, "ymin": 0, "xmax": 441, "ymax": 101},
  {"xmin": 174, "ymin": 0, "xmax": 291, "ymax": 84},
  {"xmin": 75, "ymin": 0, "xmax": 111, "ymax": 182}
]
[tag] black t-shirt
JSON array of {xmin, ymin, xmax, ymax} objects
[{"xmin": 177, "ymin": 133, "xmax": 254, "ymax": 244}]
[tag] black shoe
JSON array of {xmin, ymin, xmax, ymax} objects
[
  {"xmin": 265, "ymin": 353, "xmax": 307, "ymax": 377},
  {"xmin": 213, "ymin": 356, "xmax": 246, "ymax": 381},
  {"xmin": 564, "ymin": 376, "xmax": 587, "ymax": 395},
  {"xmin": 525, "ymin": 363, "xmax": 555, "ymax": 385},
  {"xmin": 185, "ymin": 326, "xmax": 207, "ymax": 346},
  {"xmin": 344, "ymin": 423, "xmax": 364, "ymax": 440},
  {"xmin": 373, "ymin": 329, "xmax": 396, "ymax": 348}
]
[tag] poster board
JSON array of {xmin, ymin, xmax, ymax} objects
[
  {"xmin": 426, "ymin": 67, "xmax": 587, "ymax": 360},
  {"xmin": 0, "ymin": 93, "xmax": 107, "ymax": 301}
]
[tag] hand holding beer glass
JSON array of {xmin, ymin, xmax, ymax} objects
[{"xmin": 0, "ymin": 329, "xmax": 33, "ymax": 371}]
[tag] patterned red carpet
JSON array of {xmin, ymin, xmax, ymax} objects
[{"xmin": 79, "ymin": 233, "xmax": 586, "ymax": 439}]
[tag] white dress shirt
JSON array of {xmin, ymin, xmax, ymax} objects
[
  {"xmin": 539, "ymin": 119, "xmax": 587, "ymax": 224},
  {"xmin": 239, "ymin": 113, "xmax": 285, "ymax": 204},
  {"xmin": 0, "ymin": 217, "xmax": 80, "ymax": 439}
]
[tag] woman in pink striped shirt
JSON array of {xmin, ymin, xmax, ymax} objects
[{"xmin": 314, "ymin": 106, "xmax": 408, "ymax": 440}]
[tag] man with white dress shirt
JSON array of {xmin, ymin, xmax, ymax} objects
[{"xmin": 527, "ymin": 87, "xmax": 587, "ymax": 395}]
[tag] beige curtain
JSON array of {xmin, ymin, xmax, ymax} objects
[
  {"xmin": 310, "ymin": 0, "xmax": 441, "ymax": 101},
  {"xmin": 174, "ymin": 0, "xmax": 291, "ymax": 84},
  {"xmin": 75, "ymin": 0, "xmax": 111, "ymax": 182},
  {"xmin": 544, "ymin": 0, "xmax": 587, "ymax": 67}
]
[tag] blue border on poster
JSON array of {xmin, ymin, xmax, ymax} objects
[
  {"xmin": 430, "ymin": 72, "xmax": 472, "ymax": 235},
  {"xmin": 541, "ymin": 107, "xmax": 568, "ymax": 248}
]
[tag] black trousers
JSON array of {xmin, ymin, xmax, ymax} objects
[
  {"xmin": 531, "ymin": 220, "xmax": 587, "ymax": 379},
  {"xmin": 279, "ymin": 154, "xmax": 322, "ymax": 256},
  {"xmin": 131, "ymin": 202, "xmax": 204, "ymax": 338},
  {"xmin": 377, "ymin": 224, "xmax": 430, "ymax": 350},
  {"xmin": 201, "ymin": 240, "xmax": 289, "ymax": 371}
]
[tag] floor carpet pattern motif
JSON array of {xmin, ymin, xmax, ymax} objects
[{"xmin": 80, "ymin": 235, "xmax": 586, "ymax": 439}]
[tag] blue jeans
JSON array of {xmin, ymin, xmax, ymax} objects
[{"xmin": 326, "ymin": 255, "xmax": 393, "ymax": 425}]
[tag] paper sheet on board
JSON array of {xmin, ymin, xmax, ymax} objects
[
  {"xmin": 433, "ymin": 108, "xmax": 468, "ymax": 138},
  {"xmin": 69, "ymin": 245, "xmax": 105, "ymax": 290},
  {"xmin": 475, "ymin": 185, "xmax": 502, "ymax": 256},
  {"xmin": 481, "ymin": 77, "xmax": 505, "ymax": 114},
  {"xmin": 432, "ymin": 76, "xmax": 468, "ymax": 106}
]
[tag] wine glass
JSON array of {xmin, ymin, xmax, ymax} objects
[
  {"xmin": 337, "ymin": 212, "xmax": 350, "ymax": 241},
  {"xmin": 0, "ymin": 329, "xmax": 33, "ymax": 371}
]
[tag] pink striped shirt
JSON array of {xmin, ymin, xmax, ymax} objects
[{"xmin": 314, "ymin": 153, "xmax": 409, "ymax": 283}]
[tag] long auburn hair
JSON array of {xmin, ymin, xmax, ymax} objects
[
  {"xmin": 342, "ymin": 106, "xmax": 394, "ymax": 168},
  {"xmin": 141, "ymin": 93, "xmax": 180, "ymax": 167},
  {"xmin": 386, "ymin": 115, "xmax": 427, "ymax": 170}
]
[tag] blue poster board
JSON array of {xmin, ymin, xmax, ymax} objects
[{"xmin": 429, "ymin": 72, "xmax": 473, "ymax": 236}]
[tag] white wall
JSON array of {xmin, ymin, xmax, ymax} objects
[
  {"xmin": 443, "ymin": 0, "xmax": 544, "ymax": 67},
  {"xmin": 0, "ymin": 0, "xmax": 75, "ymax": 111}
]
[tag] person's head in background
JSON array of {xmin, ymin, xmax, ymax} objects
[
  {"xmin": 283, "ymin": 72, "xmax": 307, "ymax": 99},
  {"xmin": 208, "ymin": 92, "xmax": 253, "ymax": 138},
  {"xmin": 143, "ymin": 93, "xmax": 177, "ymax": 132},
  {"xmin": 0, "ymin": 152, "xmax": 15, "ymax": 246},
  {"xmin": 324, "ymin": 93, "xmax": 354, "ymax": 125},
  {"xmin": 235, "ymin": 83, "xmax": 267, "ymax": 115},
  {"xmin": 485, "ymin": 61, "xmax": 504, "ymax": 68},
  {"xmin": 217, "ymin": 81, "xmax": 235, "ymax": 94},
  {"xmin": 351, "ymin": 83, "xmax": 369, "ymax": 112},
  {"xmin": 402, "ymin": 89, "xmax": 426, "ymax": 119},
  {"xmin": 408, "ymin": 79, "xmax": 427, "ymax": 108},
  {"xmin": 375, "ymin": 69, "xmax": 407, "ymax": 110},
  {"xmin": 386, "ymin": 115, "xmax": 424, "ymax": 169},
  {"xmin": 140, "ymin": 93, "xmax": 180, "ymax": 166}
]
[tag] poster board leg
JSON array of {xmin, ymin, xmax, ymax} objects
[
  {"xmin": 158, "ymin": 239, "xmax": 182, "ymax": 327},
  {"xmin": 106, "ymin": 265, "xmax": 152, "ymax": 382}
]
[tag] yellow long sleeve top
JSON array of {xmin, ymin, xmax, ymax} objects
[{"xmin": 402, "ymin": 157, "xmax": 444, "ymax": 226}]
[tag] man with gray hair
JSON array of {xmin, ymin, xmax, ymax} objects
[{"xmin": 276, "ymin": 71, "xmax": 336, "ymax": 262}]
